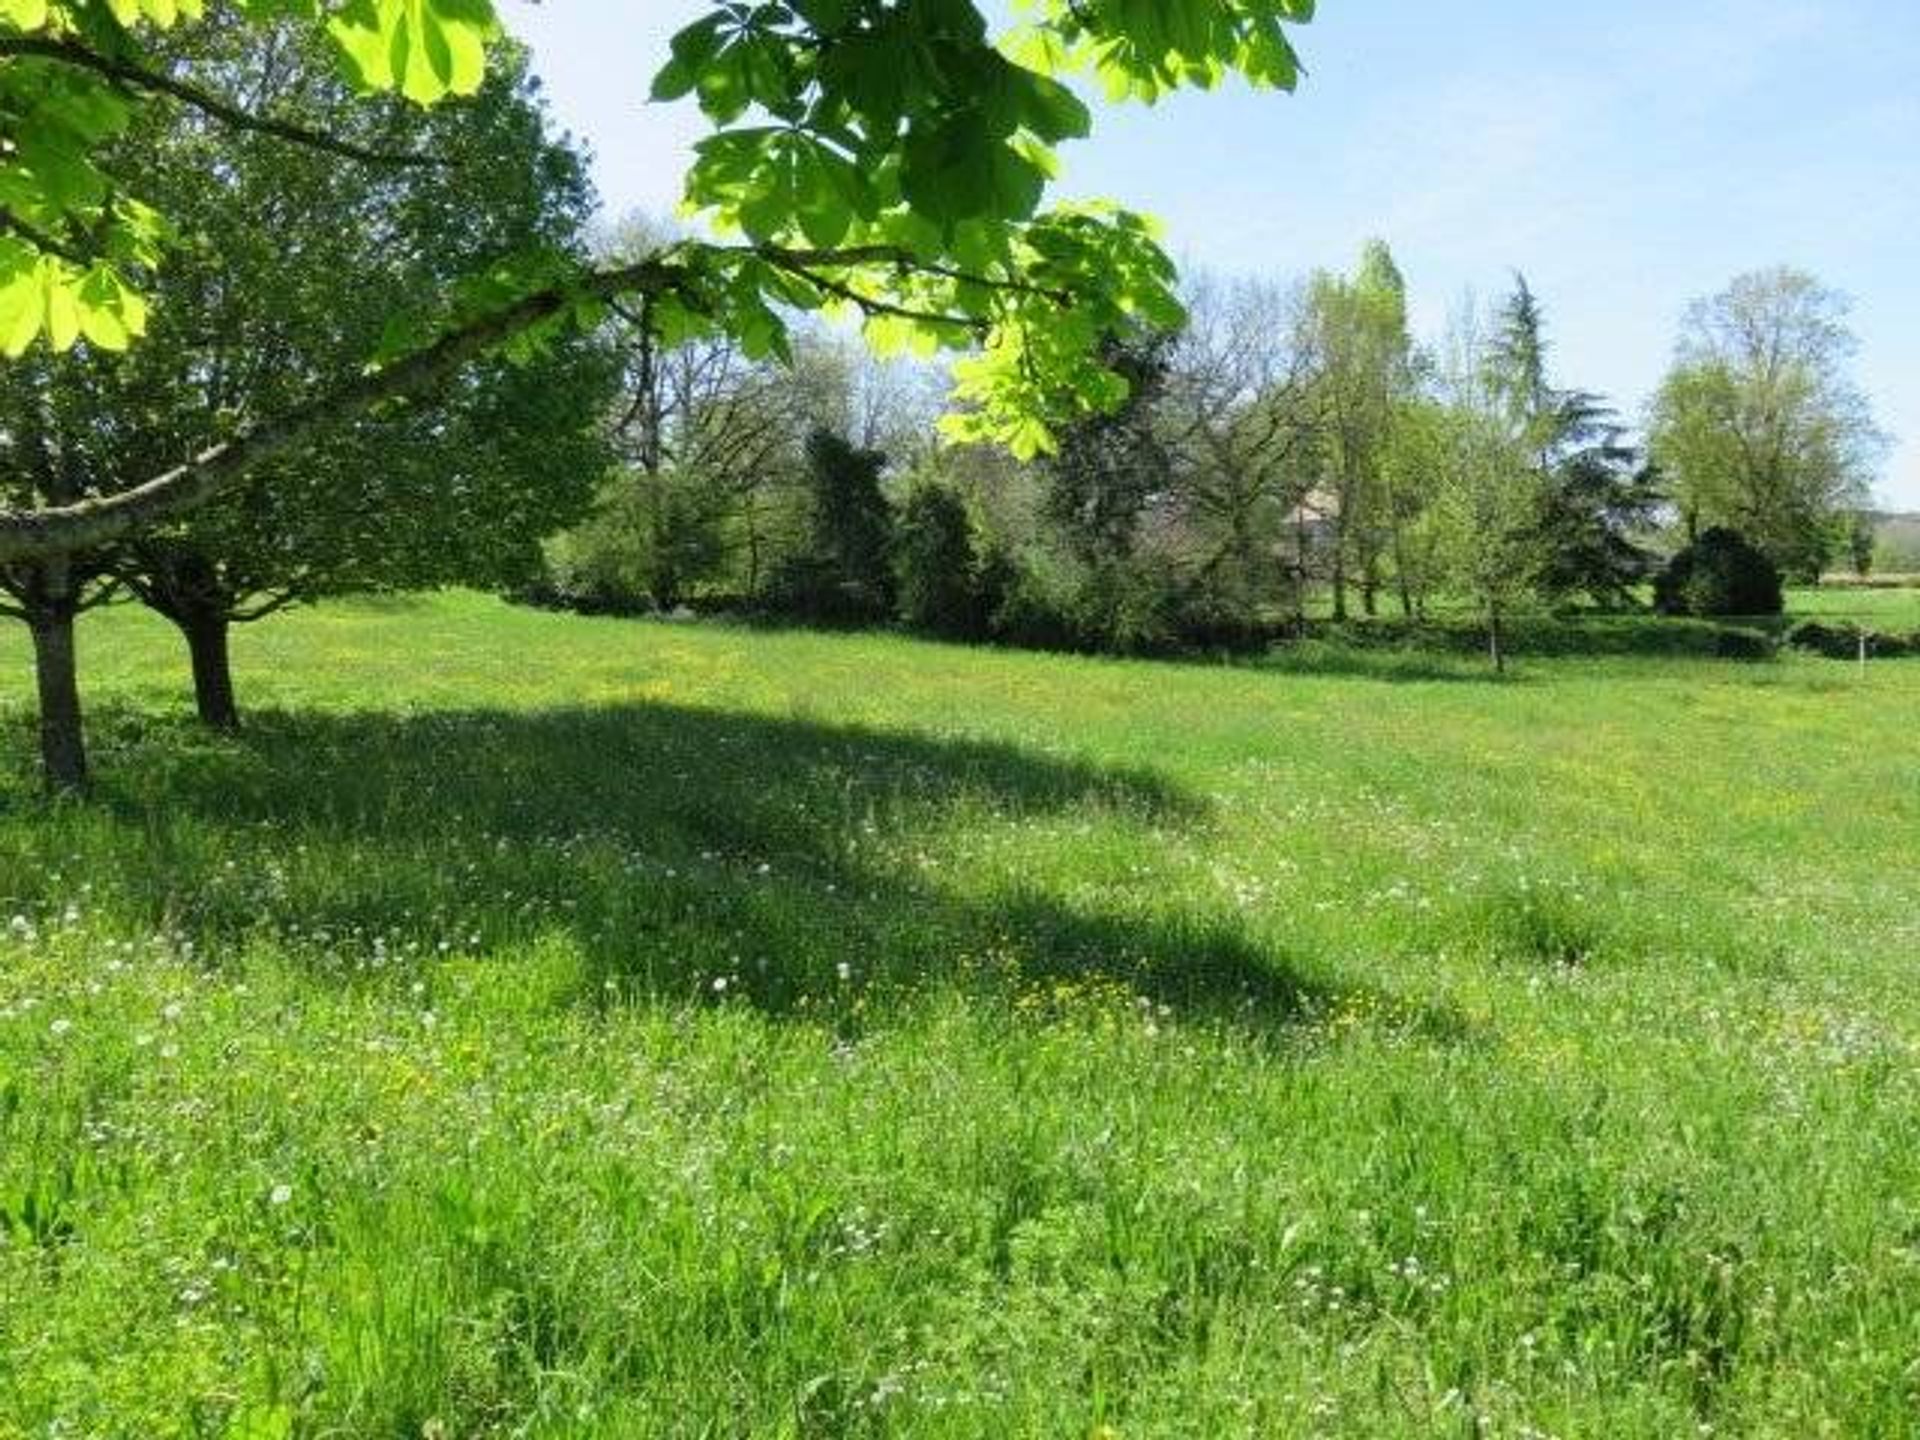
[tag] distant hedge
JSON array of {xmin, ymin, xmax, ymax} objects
[
  {"xmin": 1787, "ymin": 621, "xmax": 1920, "ymax": 660},
  {"xmin": 1308, "ymin": 615, "xmax": 1778, "ymax": 661}
]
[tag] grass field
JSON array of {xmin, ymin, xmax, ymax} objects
[
  {"xmin": 3, "ymin": 593, "xmax": 1919, "ymax": 1437},
  {"xmin": 1785, "ymin": 583, "xmax": 1920, "ymax": 627}
]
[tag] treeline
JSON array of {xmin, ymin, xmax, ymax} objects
[
  {"xmin": 530, "ymin": 239, "xmax": 1884, "ymax": 669},
  {"xmin": 533, "ymin": 247, "xmax": 1647, "ymax": 664}
]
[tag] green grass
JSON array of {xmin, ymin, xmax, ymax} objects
[
  {"xmin": 1786, "ymin": 583, "xmax": 1920, "ymax": 628},
  {"xmin": 3, "ymin": 593, "xmax": 1919, "ymax": 1437}
]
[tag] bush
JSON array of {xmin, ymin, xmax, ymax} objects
[
  {"xmin": 763, "ymin": 555, "xmax": 892, "ymax": 627},
  {"xmin": 986, "ymin": 548, "xmax": 1085, "ymax": 653},
  {"xmin": 1787, "ymin": 621, "xmax": 1920, "ymax": 660},
  {"xmin": 1711, "ymin": 626, "xmax": 1777, "ymax": 661},
  {"xmin": 539, "ymin": 470, "xmax": 728, "ymax": 613},
  {"xmin": 1164, "ymin": 589, "xmax": 1280, "ymax": 655},
  {"xmin": 894, "ymin": 482, "xmax": 990, "ymax": 639},
  {"xmin": 763, "ymin": 430, "xmax": 894, "ymax": 626},
  {"xmin": 976, "ymin": 547, "xmax": 1276, "ymax": 658},
  {"xmin": 1653, "ymin": 528, "xmax": 1783, "ymax": 618},
  {"xmin": 1070, "ymin": 557, "xmax": 1187, "ymax": 655}
]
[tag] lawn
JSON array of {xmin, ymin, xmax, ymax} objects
[
  {"xmin": 3, "ymin": 594, "xmax": 1918, "ymax": 1437},
  {"xmin": 1785, "ymin": 583, "xmax": 1920, "ymax": 628}
]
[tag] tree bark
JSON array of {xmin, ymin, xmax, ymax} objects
[
  {"xmin": 181, "ymin": 610, "xmax": 240, "ymax": 733},
  {"xmin": 28, "ymin": 601, "xmax": 86, "ymax": 793},
  {"xmin": 1488, "ymin": 600, "xmax": 1506, "ymax": 675}
]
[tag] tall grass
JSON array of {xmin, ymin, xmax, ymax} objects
[{"xmin": 2, "ymin": 594, "xmax": 1916, "ymax": 1436}]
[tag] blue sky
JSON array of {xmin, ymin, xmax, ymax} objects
[{"xmin": 504, "ymin": 1, "xmax": 1920, "ymax": 506}]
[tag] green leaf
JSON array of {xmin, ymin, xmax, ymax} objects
[
  {"xmin": 0, "ymin": 0, "xmax": 50, "ymax": 29},
  {"xmin": 328, "ymin": 0, "xmax": 495, "ymax": 104}
]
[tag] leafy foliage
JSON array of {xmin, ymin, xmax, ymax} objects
[
  {"xmin": 1654, "ymin": 527, "xmax": 1783, "ymax": 619},
  {"xmin": 1042, "ymin": 329, "xmax": 1175, "ymax": 564},
  {"xmin": 1302, "ymin": 240, "xmax": 1414, "ymax": 619},
  {"xmin": 1418, "ymin": 290, "xmax": 1549, "ymax": 668},
  {"xmin": 1650, "ymin": 269, "xmax": 1884, "ymax": 583},
  {"xmin": 2, "ymin": 18, "xmax": 612, "ymax": 640},
  {"xmin": 0, "ymin": 0, "xmax": 1323, "ymax": 563},
  {"xmin": 540, "ymin": 469, "xmax": 731, "ymax": 615},
  {"xmin": 893, "ymin": 480, "xmax": 989, "ymax": 639},
  {"xmin": 768, "ymin": 429, "xmax": 896, "ymax": 624}
]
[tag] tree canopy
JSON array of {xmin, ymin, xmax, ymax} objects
[
  {"xmin": 0, "ymin": 0, "xmax": 1321, "ymax": 562},
  {"xmin": 1649, "ymin": 268, "xmax": 1884, "ymax": 580}
]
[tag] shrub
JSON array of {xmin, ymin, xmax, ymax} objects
[
  {"xmin": 1071, "ymin": 557, "xmax": 1186, "ymax": 655},
  {"xmin": 765, "ymin": 430, "xmax": 895, "ymax": 625},
  {"xmin": 1787, "ymin": 621, "xmax": 1920, "ymax": 660},
  {"xmin": 894, "ymin": 482, "xmax": 990, "ymax": 640},
  {"xmin": 763, "ymin": 554, "xmax": 891, "ymax": 627},
  {"xmin": 1711, "ymin": 626, "xmax": 1777, "ymax": 661},
  {"xmin": 1164, "ymin": 588, "xmax": 1278, "ymax": 655},
  {"xmin": 1653, "ymin": 528, "xmax": 1783, "ymax": 618},
  {"xmin": 979, "ymin": 546, "xmax": 1280, "ymax": 658},
  {"xmin": 986, "ymin": 548, "xmax": 1085, "ymax": 653},
  {"xmin": 539, "ymin": 471, "xmax": 730, "ymax": 614}
]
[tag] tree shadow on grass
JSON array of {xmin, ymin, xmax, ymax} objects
[{"xmin": 9, "ymin": 701, "xmax": 1469, "ymax": 1044}]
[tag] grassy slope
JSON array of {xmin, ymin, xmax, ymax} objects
[{"xmin": 2, "ymin": 594, "xmax": 1918, "ymax": 1437}]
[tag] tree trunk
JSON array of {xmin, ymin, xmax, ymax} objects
[
  {"xmin": 1488, "ymin": 600, "xmax": 1505, "ymax": 675},
  {"xmin": 182, "ymin": 610, "xmax": 240, "ymax": 733},
  {"xmin": 28, "ymin": 603, "xmax": 86, "ymax": 793}
]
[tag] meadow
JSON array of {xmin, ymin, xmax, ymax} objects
[{"xmin": 2, "ymin": 593, "xmax": 1918, "ymax": 1437}]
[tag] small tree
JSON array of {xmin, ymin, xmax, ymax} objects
[
  {"xmin": 544, "ymin": 468, "xmax": 731, "ymax": 613},
  {"xmin": 769, "ymin": 430, "xmax": 895, "ymax": 624},
  {"xmin": 1043, "ymin": 330, "xmax": 1175, "ymax": 566},
  {"xmin": 894, "ymin": 482, "xmax": 987, "ymax": 639},
  {"xmin": 1424, "ymin": 410, "xmax": 1543, "ymax": 672},
  {"xmin": 1653, "ymin": 528, "xmax": 1783, "ymax": 618},
  {"xmin": 1424, "ymin": 296, "xmax": 1547, "ymax": 672}
]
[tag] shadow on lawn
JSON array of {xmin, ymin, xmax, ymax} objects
[{"xmin": 18, "ymin": 701, "xmax": 1466, "ymax": 1042}]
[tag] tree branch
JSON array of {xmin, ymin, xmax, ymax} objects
[
  {"xmin": 0, "ymin": 257, "xmax": 684, "ymax": 563},
  {"xmin": 0, "ymin": 237, "xmax": 1065, "ymax": 563},
  {"xmin": 0, "ymin": 206, "xmax": 88, "ymax": 265},
  {"xmin": 741, "ymin": 244, "xmax": 1074, "ymax": 306},
  {"xmin": 763, "ymin": 256, "xmax": 985, "ymax": 335},
  {"xmin": 0, "ymin": 36, "xmax": 452, "ymax": 170}
]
